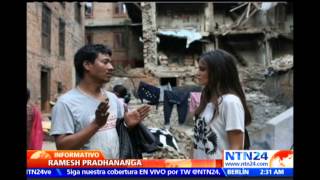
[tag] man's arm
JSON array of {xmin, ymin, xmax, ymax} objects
[
  {"xmin": 54, "ymin": 100, "xmax": 110, "ymax": 150},
  {"xmin": 54, "ymin": 121, "xmax": 101, "ymax": 149}
]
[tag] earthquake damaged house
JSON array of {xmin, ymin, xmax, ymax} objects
[
  {"xmin": 84, "ymin": 2, "xmax": 144, "ymax": 69},
  {"xmin": 123, "ymin": 2, "xmax": 293, "ymax": 152},
  {"xmin": 124, "ymin": 2, "xmax": 293, "ymax": 90}
]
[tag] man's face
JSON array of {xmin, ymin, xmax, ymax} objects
[{"xmin": 85, "ymin": 53, "xmax": 114, "ymax": 84}]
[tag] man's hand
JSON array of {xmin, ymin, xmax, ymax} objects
[
  {"xmin": 124, "ymin": 105, "xmax": 150, "ymax": 128},
  {"xmin": 55, "ymin": 98, "xmax": 110, "ymax": 150},
  {"xmin": 94, "ymin": 98, "xmax": 110, "ymax": 127}
]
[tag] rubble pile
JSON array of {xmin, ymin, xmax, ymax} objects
[
  {"xmin": 143, "ymin": 146, "xmax": 188, "ymax": 159},
  {"xmin": 237, "ymin": 62, "xmax": 288, "ymax": 134},
  {"xmin": 238, "ymin": 63, "xmax": 266, "ymax": 91},
  {"xmin": 269, "ymin": 54, "xmax": 293, "ymax": 71},
  {"xmin": 169, "ymin": 127, "xmax": 193, "ymax": 159},
  {"xmin": 129, "ymin": 98, "xmax": 194, "ymax": 159},
  {"xmin": 246, "ymin": 91, "xmax": 287, "ymax": 133}
]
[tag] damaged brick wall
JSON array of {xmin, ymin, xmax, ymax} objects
[
  {"xmin": 141, "ymin": 2, "xmax": 157, "ymax": 67},
  {"xmin": 204, "ymin": 3, "xmax": 214, "ymax": 32},
  {"xmin": 27, "ymin": 2, "xmax": 85, "ymax": 112},
  {"xmin": 86, "ymin": 27, "xmax": 131, "ymax": 67},
  {"xmin": 156, "ymin": 3, "xmax": 204, "ymax": 31},
  {"xmin": 85, "ymin": 3, "xmax": 143, "ymax": 68}
]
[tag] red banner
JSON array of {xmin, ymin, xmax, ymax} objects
[{"xmin": 27, "ymin": 150, "xmax": 222, "ymax": 168}]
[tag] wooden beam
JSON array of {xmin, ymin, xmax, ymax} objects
[
  {"xmin": 204, "ymin": 3, "xmax": 214, "ymax": 32},
  {"xmin": 240, "ymin": 7, "xmax": 259, "ymax": 27},
  {"xmin": 229, "ymin": 11, "xmax": 238, "ymax": 22},
  {"xmin": 246, "ymin": 3, "xmax": 251, "ymax": 18},
  {"xmin": 230, "ymin": 2, "xmax": 248, "ymax": 12},
  {"xmin": 251, "ymin": 2, "xmax": 261, "ymax": 10},
  {"xmin": 215, "ymin": 36, "xmax": 219, "ymax": 49},
  {"xmin": 133, "ymin": 3, "xmax": 141, "ymax": 11},
  {"xmin": 265, "ymin": 39, "xmax": 272, "ymax": 67},
  {"xmin": 235, "ymin": 8, "xmax": 247, "ymax": 27}
]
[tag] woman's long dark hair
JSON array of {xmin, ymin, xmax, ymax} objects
[{"xmin": 194, "ymin": 49, "xmax": 252, "ymax": 126}]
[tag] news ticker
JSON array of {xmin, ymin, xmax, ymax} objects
[
  {"xmin": 27, "ymin": 150, "xmax": 293, "ymax": 177},
  {"xmin": 27, "ymin": 168, "xmax": 293, "ymax": 177}
]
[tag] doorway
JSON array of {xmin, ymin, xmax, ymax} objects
[{"xmin": 41, "ymin": 67, "xmax": 50, "ymax": 112}]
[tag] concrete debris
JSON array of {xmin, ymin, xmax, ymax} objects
[
  {"xmin": 238, "ymin": 63, "xmax": 288, "ymax": 135},
  {"xmin": 246, "ymin": 91, "xmax": 287, "ymax": 133},
  {"xmin": 126, "ymin": 68, "xmax": 147, "ymax": 77},
  {"xmin": 269, "ymin": 54, "xmax": 293, "ymax": 72},
  {"xmin": 143, "ymin": 146, "xmax": 188, "ymax": 159},
  {"xmin": 169, "ymin": 127, "xmax": 193, "ymax": 158},
  {"xmin": 238, "ymin": 63, "xmax": 266, "ymax": 91}
]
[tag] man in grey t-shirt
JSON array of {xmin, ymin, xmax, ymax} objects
[{"xmin": 50, "ymin": 44, "xmax": 150, "ymax": 158}]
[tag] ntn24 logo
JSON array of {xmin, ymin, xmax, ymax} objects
[
  {"xmin": 224, "ymin": 150, "xmax": 293, "ymax": 163},
  {"xmin": 225, "ymin": 151, "xmax": 269, "ymax": 161}
]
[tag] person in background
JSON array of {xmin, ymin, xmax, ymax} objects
[
  {"xmin": 27, "ymin": 88, "xmax": 43, "ymax": 150},
  {"xmin": 113, "ymin": 84, "xmax": 131, "ymax": 112}
]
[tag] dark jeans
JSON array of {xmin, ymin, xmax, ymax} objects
[
  {"xmin": 137, "ymin": 81, "xmax": 160, "ymax": 109},
  {"xmin": 163, "ymin": 90, "xmax": 190, "ymax": 125}
]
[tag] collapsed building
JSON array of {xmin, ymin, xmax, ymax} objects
[
  {"xmin": 123, "ymin": 2, "xmax": 293, "ymax": 152},
  {"xmin": 124, "ymin": 2, "xmax": 293, "ymax": 90}
]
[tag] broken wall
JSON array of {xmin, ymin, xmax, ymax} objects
[
  {"xmin": 220, "ymin": 34, "xmax": 265, "ymax": 65},
  {"xmin": 85, "ymin": 2, "xmax": 130, "ymax": 26},
  {"xmin": 141, "ymin": 2, "xmax": 157, "ymax": 66},
  {"xmin": 86, "ymin": 27, "xmax": 132, "ymax": 67},
  {"xmin": 157, "ymin": 36, "xmax": 187, "ymax": 65},
  {"xmin": 156, "ymin": 3, "xmax": 205, "ymax": 31},
  {"xmin": 283, "ymin": 4, "xmax": 293, "ymax": 33},
  {"xmin": 213, "ymin": 3, "xmax": 235, "ymax": 29},
  {"xmin": 263, "ymin": 69, "xmax": 293, "ymax": 107},
  {"xmin": 213, "ymin": 3, "xmax": 292, "ymax": 33},
  {"xmin": 128, "ymin": 26, "xmax": 144, "ymax": 68},
  {"xmin": 271, "ymin": 37, "xmax": 293, "ymax": 59}
]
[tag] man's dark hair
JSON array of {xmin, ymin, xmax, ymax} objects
[{"xmin": 74, "ymin": 44, "xmax": 112, "ymax": 79}]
